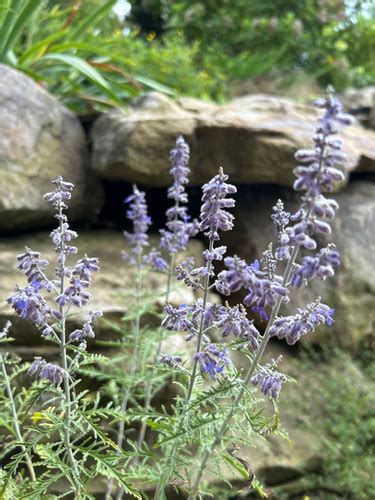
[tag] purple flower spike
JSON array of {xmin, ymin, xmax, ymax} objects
[
  {"xmin": 215, "ymin": 304, "xmax": 259, "ymax": 351},
  {"xmin": 159, "ymin": 354, "xmax": 183, "ymax": 368},
  {"xmin": 200, "ymin": 168, "xmax": 237, "ymax": 241},
  {"xmin": 8, "ymin": 285, "xmax": 52, "ymax": 327},
  {"xmin": 16, "ymin": 248, "xmax": 52, "ymax": 290},
  {"xmin": 123, "ymin": 185, "xmax": 151, "ymax": 263},
  {"xmin": 291, "ymin": 244, "xmax": 340, "ymax": 287},
  {"xmin": 160, "ymin": 136, "xmax": 199, "ymax": 256},
  {"xmin": 69, "ymin": 310, "xmax": 103, "ymax": 343},
  {"xmin": 143, "ymin": 248, "xmax": 168, "ymax": 271},
  {"xmin": 168, "ymin": 135, "xmax": 190, "ymax": 204}
]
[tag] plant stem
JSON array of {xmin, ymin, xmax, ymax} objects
[
  {"xmin": 106, "ymin": 252, "xmax": 143, "ymax": 500},
  {"xmin": 58, "ymin": 214, "xmax": 80, "ymax": 495},
  {"xmin": 185, "ymin": 239, "xmax": 214, "ymax": 406},
  {"xmin": 154, "ymin": 240, "xmax": 214, "ymax": 499},
  {"xmin": 0, "ymin": 354, "xmax": 36, "ymax": 482},
  {"xmin": 137, "ymin": 254, "xmax": 175, "ymax": 449}
]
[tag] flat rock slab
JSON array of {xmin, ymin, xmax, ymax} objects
[
  {"xmin": 90, "ymin": 92, "xmax": 375, "ymax": 188},
  {"xmin": 0, "ymin": 230, "xmax": 204, "ymax": 346},
  {"xmin": 0, "ymin": 65, "xmax": 103, "ymax": 232}
]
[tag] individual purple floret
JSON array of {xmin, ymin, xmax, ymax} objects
[
  {"xmin": 28, "ymin": 357, "xmax": 64, "ymax": 385},
  {"xmin": 8, "ymin": 285, "xmax": 54, "ymax": 327},
  {"xmin": 123, "ymin": 185, "xmax": 152, "ymax": 264},
  {"xmin": 16, "ymin": 248, "xmax": 53, "ymax": 291},
  {"xmin": 69, "ymin": 310, "xmax": 103, "ymax": 343},
  {"xmin": 251, "ymin": 361, "xmax": 287, "ymax": 399},
  {"xmin": 43, "ymin": 176, "xmax": 74, "ymax": 211},
  {"xmin": 269, "ymin": 301, "xmax": 334, "ymax": 345},
  {"xmin": 159, "ymin": 354, "xmax": 183, "ymax": 368},
  {"xmin": 161, "ymin": 304, "xmax": 195, "ymax": 332},
  {"xmin": 160, "ymin": 136, "xmax": 199, "ymax": 255},
  {"xmin": 143, "ymin": 248, "xmax": 168, "ymax": 271},
  {"xmin": 215, "ymin": 304, "xmax": 259, "ymax": 351},
  {"xmin": 194, "ymin": 344, "xmax": 230, "ymax": 380},
  {"xmin": 200, "ymin": 168, "xmax": 237, "ymax": 241}
]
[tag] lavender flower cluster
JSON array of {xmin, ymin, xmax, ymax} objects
[
  {"xmin": 159, "ymin": 136, "xmax": 199, "ymax": 255},
  {"xmin": 122, "ymin": 136, "xmax": 199, "ymax": 273},
  {"xmin": 160, "ymin": 96, "xmax": 353, "ymax": 398},
  {"xmin": 7, "ymin": 176, "xmax": 101, "ymax": 385}
]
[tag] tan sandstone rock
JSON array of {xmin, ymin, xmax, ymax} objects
[
  {"xmin": 90, "ymin": 92, "xmax": 375, "ymax": 188},
  {"xmin": 0, "ymin": 65, "xmax": 103, "ymax": 231}
]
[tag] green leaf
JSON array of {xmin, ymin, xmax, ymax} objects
[
  {"xmin": 39, "ymin": 53, "xmax": 122, "ymax": 105},
  {"xmin": 18, "ymin": 32, "xmax": 65, "ymax": 65},
  {"xmin": 67, "ymin": 0, "xmax": 117, "ymax": 41},
  {"xmin": 75, "ymin": 444, "xmax": 141, "ymax": 499},
  {"xmin": 134, "ymin": 75, "xmax": 176, "ymax": 95},
  {"xmin": 0, "ymin": 0, "xmax": 43, "ymax": 61},
  {"xmin": 0, "ymin": 0, "xmax": 26, "ymax": 56}
]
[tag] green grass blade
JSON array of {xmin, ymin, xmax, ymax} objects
[
  {"xmin": 0, "ymin": 0, "xmax": 43, "ymax": 61},
  {"xmin": 67, "ymin": 0, "xmax": 116, "ymax": 41},
  {"xmin": 17, "ymin": 32, "xmax": 65, "ymax": 65},
  {"xmin": 134, "ymin": 75, "xmax": 176, "ymax": 95},
  {"xmin": 0, "ymin": 0, "xmax": 26, "ymax": 57}
]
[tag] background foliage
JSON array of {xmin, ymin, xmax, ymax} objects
[{"xmin": 0, "ymin": 0, "xmax": 374, "ymax": 112}]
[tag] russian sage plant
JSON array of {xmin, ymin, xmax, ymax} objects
[
  {"xmin": 3, "ymin": 177, "xmax": 140, "ymax": 499},
  {"xmin": 150, "ymin": 96, "xmax": 353, "ymax": 499}
]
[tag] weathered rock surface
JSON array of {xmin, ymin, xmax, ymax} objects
[
  {"xmin": 0, "ymin": 65, "xmax": 103, "ymax": 232},
  {"xmin": 90, "ymin": 91, "xmax": 375, "ymax": 188},
  {"xmin": 221, "ymin": 180, "xmax": 375, "ymax": 349},
  {"xmin": 340, "ymin": 86, "xmax": 375, "ymax": 129},
  {"xmin": 0, "ymin": 230, "xmax": 205, "ymax": 348}
]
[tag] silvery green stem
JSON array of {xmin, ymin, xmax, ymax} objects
[
  {"xmin": 0, "ymin": 354, "xmax": 36, "ymax": 482},
  {"xmin": 58, "ymin": 213, "xmax": 80, "ymax": 495},
  {"xmin": 154, "ymin": 240, "xmax": 215, "ymax": 499},
  {"xmin": 185, "ymin": 238, "xmax": 214, "ymax": 405},
  {"xmin": 137, "ymin": 254, "xmax": 175, "ymax": 449},
  {"xmin": 106, "ymin": 252, "xmax": 143, "ymax": 500}
]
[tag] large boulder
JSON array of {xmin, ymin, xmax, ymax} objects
[
  {"xmin": 90, "ymin": 92, "xmax": 375, "ymax": 188},
  {"xmin": 0, "ymin": 65, "xmax": 103, "ymax": 231},
  {"xmin": 0, "ymin": 230, "xmax": 206, "ymax": 349},
  {"xmin": 220, "ymin": 180, "xmax": 375, "ymax": 349}
]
